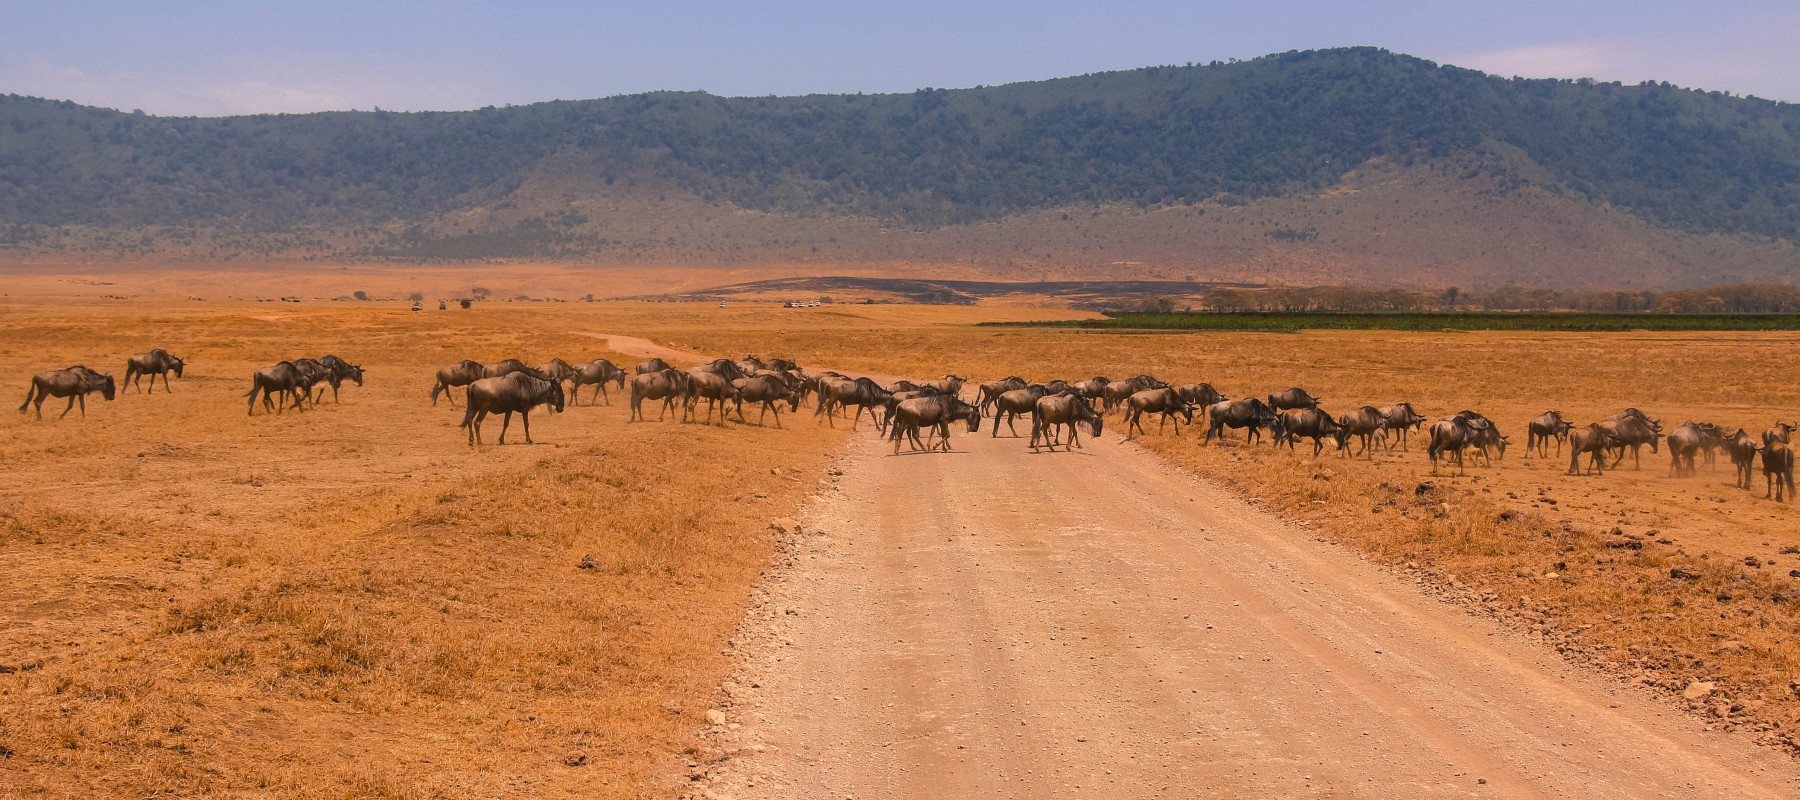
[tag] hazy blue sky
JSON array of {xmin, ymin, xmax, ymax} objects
[{"xmin": 3, "ymin": 1, "xmax": 1796, "ymax": 116}]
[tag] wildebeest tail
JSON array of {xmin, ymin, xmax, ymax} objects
[
  {"xmin": 18, "ymin": 380, "xmax": 36, "ymax": 413},
  {"xmin": 458, "ymin": 386, "xmax": 478, "ymax": 428}
]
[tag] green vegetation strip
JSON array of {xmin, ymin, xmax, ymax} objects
[{"xmin": 981, "ymin": 312, "xmax": 1800, "ymax": 332}]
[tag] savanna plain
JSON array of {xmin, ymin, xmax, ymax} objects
[{"xmin": 3, "ymin": 271, "xmax": 1799, "ymax": 798}]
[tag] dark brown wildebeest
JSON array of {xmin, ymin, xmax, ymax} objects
[
  {"xmin": 1334, "ymin": 405, "xmax": 1387, "ymax": 459},
  {"xmin": 766, "ymin": 357, "xmax": 799, "ymax": 373},
  {"xmin": 635, "ymin": 357, "xmax": 672, "ymax": 375},
  {"xmin": 1276, "ymin": 408, "xmax": 1342, "ymax": 457},
  {"xmin": 815, "ymin": 377, "xmax": 891, "ymax": 429},
  {"xmin": 1666, "ymin": 421, "xmax": 1726, "ymax": 477},
  {"xmin": 976, "ymin": 376, "xmax": 1028, "ymax": 412},
  {"xmin": 432, "ymin": 360, "xmax": 484, "ymax": 406},
  {"xmin": 287, "ymin": 358, "xmax": 334, "ymax": 408},
  {"xmin": 1525, "ymin": 410, "xmax": 1573, "ymax": 458},
  {"xmin": 311, "ymin": 355, "xmax": 364, "ymax": 403},
  {"xmin": 1597, "ymin": 411, "xmax": 1661, "ymax": 469},
  {"xmin": 682, "ymin": 369, "xmax": 739, "ymax": 425},
  {"xmin": 459, "ymin": 372, "xmax": 564, "ymax": 445},
  {"xmin": 800, "ymin": 371, "xmax": 843, "ymax": 404},
  {"xmin": 1266, "ymin": 387, "xmax": 1322, "ymax": 412},
  {"xmin": 731, "ymin": 374, "xmax": 800, "ymax": 427},
  {"xmin": 1763, "ymin": 441, "xmax": 1795, "ymax": 501},
  {"xmin": 1071, "ymin": 376, "xmax": 1109, "ymax": 400},
  {"xmin": 484, "ymin": 359, "xmax": 546, "ymax": 380},
  {"xmin": 878, "ymin": 387, "xmax": 941, "ymax": 436},
  {"xmin": 1042, "ymin": 379, "xmax": 1073, "ymax": 395},
  {"xmin": 1567, "ymin": 423, "xmax": 1617, "ymax": 476},
  {"xmin": 888, "ymin": 395, "xmax": 981, "ymax": 454},
  {"xmin": 20, "ymin": 366, "xmax": 115, "ymax": 419},
  {"xmin": 536, "ymin": 358, "xmax": 577, "ymax": 388},
  {"xmin": 124, "ymin": 349, "xmax": 184, "ymax": 394},
  {"xmin": 1724, "ymin": 428, "xmax": 1761, "ymax": 490},
  {"xmin": 1452, "ymin": 410, "xmax": 1509, "ymax": 466},
  {"xmin": 1377, "ymin": 402, "xmax": 1426, "ymax": 451},
  {"xmin": 1764, "ymin": 422, "xmax": 1796, "ymax": 447},
  {"xmin": 1123, "ymin": 388, "xmax": 1194, "ymax": 439},
  {"xmin": 245, "ymin": 361, "xmax": 308, "ymax": 415},
  {"xmin": 917, "ymin": 375, "xmax": 967, "ymax": 400},
  {"xmin": 737, "ymin": 355, "xmax": 767, "ymax": 376},
  {"xmin": 1030, "ymin": 393, "xmax": 1103, "ymax": 452},
  {"xmin": 691, "ymin": 358, "xmax": 748, "ymax": 382},
  {"xmin": 991, "ymin": 385, "xmax": 1051, "ymax": 437},
  {"xmin": 1205, "ymin": 397, "xmax": 1278, "ymax": 445},
  {"xmin": 1101, "ymin": 375, "xmax": 1168, "ymax": 414},
  {"xmin": 569, "ymin": 358, "xmax": 628, "ymax": 405},
  {"xmin": 629, "ymin": 368, "xmax": 689, "ymax": 422},
  {"xmin": 1175, "ymin": 383, "xmax": 1226, "ymax": 408},
  {"xmin": 1427, "ymin": 416, "xmax": 1483, "ymax": 476}
]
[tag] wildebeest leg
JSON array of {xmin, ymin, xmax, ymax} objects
[
  {"xmin": 61, "ymin": 395, "xmax": 78, "ymax": 419},
  {"xmin": 497, "ymin": 411, "xmax": 514, "ymax": 444},
  {"xmin": 521, "ymin": 410, "xmax": 533, "ymax": 444}
]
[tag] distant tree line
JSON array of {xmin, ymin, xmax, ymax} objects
[{"xmin": 1182, "ymin": 283, "xmax": 1800, "ymax": 313}]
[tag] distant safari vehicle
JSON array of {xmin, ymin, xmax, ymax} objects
[
  {"xmin": 411, "ymin": 301, "xmax": 422, "ymax": 312},
  {"xmin": 719, "ymin": 301, "xmax": 727, "ymax": 308}
]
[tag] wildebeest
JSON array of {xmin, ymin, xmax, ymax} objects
[
  {"xmin": 1101, "ymin": 375, "xmax": 1168, "ymax": 414},
  {"xmin": 635, "ymin": 357, "xmax": 672, "ymax": 375},
  {"xmin": 1267, "ymin": 387, "xmax": 1322, "ymax": 411},
  {"xmin": 1205, "ymin": 397, "xmax": 1278, "ymax": 445},
  {"xmin": 1525, "ymin": 410, "xmax": 1573, "ymax": 458},
  {"xmin": 878, "ymin": 387, "xmax": 941, "ymax": 436},
  {"xmin": 731, "ymin": 374, "xmax": 800, "ymax": 427},
  {"xmin": 1453, "ymin": 411, "xmax": 1509, "ymax": 466},
  {"xmin": 1764, "ymin": 422, "xmax": 1796, "ymax": 447},
  {"xmin": 19, "ymin": 366, "xmax": 115, "ymax": 419},
  {"xmin": 1566, "ymin": 423, "xmax": 1617, "ymax": 476},
  {"xmin": 536, "ymin": 358, "xmax": 578, "ymax": 387},
  {"xmin": 1123, "ymin": 388, "xmax": 1194, "ymax": 439},
  {"xmin": 629, "ymin": 368, "xmax": 689, "ymax": 422},
  {"xmin": 124, "ymin": 349, "xmax": 184, "ymax": 394},
  {"xmin": 691, "ymin": 358, "xmax": 748, "ymax": 382},
  {"xmin": 1666, "ymin": 421, "xmax": 1726, "ymax": 477},
  {"xmin": 1377, "ymin": 402, "xmax": 1426, "ymax": 451},
  {"xmin": 245, "ymin": 361, "xmax": 308, "ymax": 415},
  {"xmin": 1427, "ymin": 416, "xmax": 1483, "ymax": 475},
  {"xmin": 1071, "ymin": 376, "xmax": 1110, "ymax": 399},
  {"xmin": 888, "ymin": 395, "xmax": 981, "ymax": 454},
  {"xmin": 1175, "ymin": 383, "xmax": 1226, "ymax": 408},
  {"xmin": 459, "ymin": 372, "xmax": 564, "ymax": 445},
  {"xmin": 1334, "ymin": 405, "xmax": 1388, "ymax": 459},
  {"xmin": 1030, "ymin": 392, "xmax": 1103, "ymax": 452},
  {"xmin": 311, "ymin": 355, "xmax": 364, "ymax": 403},
  {"xmin": 1276, "ymin": 408, "xmax": 1342, "ymax": 457},
  {"xmin": 990, "ymin": 385, "xmax": 1050, "ymax": 437},
  {"xmin": 569, "ymin": 358, "xmax": 628, "ymax": 405},
  {"xmin": 1764, "ymin": 441, "xmax": 1795, "ymax": 502},
  {"xmin": 976, "ymin": 376, "xmax": 1028, "ymax": 411},
  {"xmin": 432, "ymin": 360, "xmax": 484, "ymax": 406},
  {"xmin": 1724, "ymin": 429, "xmax": 1761, "ymax": 490},
  {"xmin": 484, "ymin": 359, "xmax": 546, "ymax": 380},
  {"xmin": 683, "ymin": 369, "xmax": 739, "ymax": 425},
  {"xmin": 1597, "ymin": 410, "xmax": 1661, "ymax": 469},
  {"xmin": 815, "ymin": 377, "xmax": 891, "ymax": 429},
  {"xmin": 917, "ymin": 375, "xmax": 967, "ymax": 400}
]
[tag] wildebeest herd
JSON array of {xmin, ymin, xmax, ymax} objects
[{"xmin": 17, "ymin": 350, "xmax": 1799, "ymax": 501}]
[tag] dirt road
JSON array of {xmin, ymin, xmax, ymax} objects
[
  {"xmin": 678, "ymin": 429, "xmax": 1797, "ymax": 799},
  {"xmin": 578, "ymin": 334, "xmax": 1800, "ymax": 798}
]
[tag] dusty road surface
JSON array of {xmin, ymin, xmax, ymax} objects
[{"xmin": 685, "ymin": 431, "xmax": 1800, "ymax": 799}]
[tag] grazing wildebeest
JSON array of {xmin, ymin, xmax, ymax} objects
[
  {"xmin": 245, "ymin": 361, "xmax": 308, "ymax": 415},
  {"xmin": 569, "ymin": 358, "xmax": 628, "ymax": 405},
  {"xmin": 629, "ymin": 368, "xmax": 689, "ymax": 422},
  {"xmin": 1030, "ymin": 392, "xmax": 1103, "ymax": 452},
  {"xmin": 1764, "ymin": 441, "xmax": 1795, "ymax": 501},
  {"xmin": 432, "ymin": 360, "xmax": 484, "ymax": 406},
  {"xmin": 1101, "ymin": 375, "xmax": 1168, "ymax": 414},
  {"xmin": 991, "ymin": 385, "xmax": 1051, "ymax": 437},
  {"xmin": 1205, "ymin": 397, "xmax": 1278, "ymax": 445},
  {"xmin": 19, "ymin": 366, "xmax": 115, "ymax": 419},
  {"xmin": 1071, "ymin": 376, "xmax": 1110, "ymax": 400},
  {"xmin": 683, "ymin": 369, "xmax": 739, "ymax": 425},
  {"xmin": 1566, "ymin": 424, "xmax": 1617, "ymax": 476},
  {"xmin": 1175, "ymin": 383, "xmax": 1226, "ymax": 408},
  {"xmin": 459, "ymin": 372, "xmax": 564, "ymax": 445},
  {"xmin": 1266, "ymin": 387, "xmax": 1322, "ymax": 411},
  {"xmin": 976, "ymin": 376, "xmax": 1028, "ymax": 412},
  {"xmin": 1427, "ymin": 416, "xmax": 1483, "ymax": 476},
  {"xmin": 635, "ymin": 357, "xmax": 672, "ymax": 375},
  {"xmin": 1334, "ymin": 405, "xmax": 1387, "ymax": 459},
  {"xmin": 888, "ymin": 395, "xmax": 981, "ymax": 454},
  {"xmin": 1722, "ymin": 429, "xmax": 1761, "ymax": 490},
  {"xmin": 1123, "ymin": 388, "xmax": 1194, "ymax": 439},
  {"xmin": 1525, "ymin": 410, "xmax": 1573, "ymax": 458},
  {"xmin": 1276, "ymin": 408, "xmax": 1342, "ymax": 457},
  {"xmin": 1666, "ymin": 421, "xmax": 1726, "ymax": 477},
  {"xmin": 815, "ymin": 377, "xmax": 891, "ymax": 429},
  {"xmin": 124, "ymin": 349, "xmax": 184, "ymax": 393},
  {"xmin": 1597, "ymin": 411, "xmax": 1661, "ymax": 469},
  {"xmin": 732, "ymin": 374, "xmax": 800, "ymax": 427},
  {"xmin": 484, "ymin": 359, "xmax": 546, "ymax": 380},
  {"xmin": 311, "ymin": 355, "xmax": 364, "ymax": 403},
  {"xmin": 1764, "ymin": 422, "xmax": 1796, "ymax": 447},
  {"xmin": 1377, "ymin": 402, "xmax": 1426, "ymax": 451}
]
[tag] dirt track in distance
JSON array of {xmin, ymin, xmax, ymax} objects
[{"xmin": 680, "ymin": 434, "xmax": 1799, "ymax": 799}]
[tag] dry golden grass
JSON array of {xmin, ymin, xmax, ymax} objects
[
  {"xmin": 657, "ymin": 315, "xmax": 1800, "ymax": 751},
  {"xmin": 0, "ymin": 298, "xmax": 845, "ymax": 798}
]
